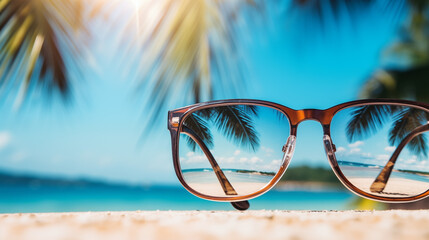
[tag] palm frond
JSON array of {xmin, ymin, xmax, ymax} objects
[
  {"xmin": 183, "ymin": 113, "xmax": 213, "ymax": 152},
  {"xmin": 212, "ymin": 105, "xmax": 260, "ymax": 151},
  {"xmin": 285, "ymin": 0, "xmax": 404, "ymax": 50},
  {"xmin": 360, "ymin": 0, "xmax": 429, "ymax": 101},
  {"xmin": 346, "ymin": 105, "xmax": 392, "ymax": 142},
  {"xmin": 360, "ymin": 65, "xmax": 429, "ymax": 102},
  {"xmin": 241, "ymin": 105, "xmax": 259, "ymax": 116},
  {"xmin": 288, "ymin": 0, "xmax": 393, "ymax": 30},
  {"xmin": 357, "ymin": 1, "xmax": 429, "ymax": 159},
  {"xmin": 195, "ymin": 107, "xmax": 215, "ymax": 119},
  {"xmin": 290, "ymin": 0, "xmax": 402, "ymax": 23},
  {"xmin": 183, "ymin": 105, "xmax": 260, "ymax": 151},
  {"xmin": 393, "ymin": 0, "xmax": 429, "ymax": 65},
  {"xmin": 0, "ymin": 0, "xmax": 88, "ymax": 103},
  {"xmin": 389, "ymin": 107, "xmax": 428, "ymax": 157},
  {"xmin": 140, "ymin": 0, "xmax": 219, "ymax": 124},
  {"xmin": 272, "ymin": 107, "xmax": 287, "ymax": 122},
  {"xmin": 135, "ymin": 0, "xmax": 262, "ymax": 132}
]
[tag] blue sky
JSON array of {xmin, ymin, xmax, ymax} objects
[{"xmin": 0, "ymin": 2, "xmax": 406, "ymax": 185}]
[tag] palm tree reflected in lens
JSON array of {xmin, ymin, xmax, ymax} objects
[
  {"xmin": 183, "ymin": 105, "xmax": 260, "ymax": 152},
  {"xmin": 332, "ymin": 104, "xmax": 429, "ymax": 198},
  {"xmin": 347, "ymin": 105, "xmax": 429, "ymax": 157},
  {"xmin": 179, "ymin": 105, "xmax": 290, "ymax": 197}
]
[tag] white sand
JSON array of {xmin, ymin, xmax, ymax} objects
[
  {"xmin": 188, "ymin": 182, "xmax": 268, "ymax": 196},
  {"xmin": 1, "ymin": 210, "xmax": 429, "ymax": 240},
  {"xmin": 184, "ymin": 171, "xmax": 272, "ymax": 196},
  {"xmin": 348, "ymin": 177, "xmax": 429, "ymax": 197}
]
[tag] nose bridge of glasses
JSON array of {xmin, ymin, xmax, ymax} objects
[{"xmin": 290, "ymin": 109, "xmax": 330, "ymax": 125}]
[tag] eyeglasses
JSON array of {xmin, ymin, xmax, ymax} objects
[{"xmin": 167, "ymin": 99, "xmax": 429, "ymax": 210}]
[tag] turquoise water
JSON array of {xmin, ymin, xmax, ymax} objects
[{"xmin": 0, "ymin": 183, "xmax": 356, "ymax": 213}]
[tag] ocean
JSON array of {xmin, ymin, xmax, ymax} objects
[{"xmin": 0, "ymin": 183, "xmax": 356, "ymax": 213}]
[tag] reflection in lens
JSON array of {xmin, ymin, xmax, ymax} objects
[
  {"xmin": 331, "ymin": 105, "xmax": 429, "ymax": 198},
  {"xmin": 178, "ymin": 104, "xmax": 290, "ymax": 198}
]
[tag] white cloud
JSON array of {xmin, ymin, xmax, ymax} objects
[
  {"xmin": 336, "ymin": 147, "xmax": 346, "ymax": 153},
  {"xmin": 397, "ymin": 156, "xmax": 426, "ymax": 170},
  {"xmin": 250, "ymin": 156, "xmax": 262, "ymax": 164},
  {"xmin": 406, "ymin": 159, "xmax": 417, "ymax": 165},
  {"xmin": 184, "ymin": 153, "xmax": 206, "ymax": 164},
  {"xmin": 0, "ymin": 132, "xmax": 11, "ymax": 150},
  {"xmin": 270, "ymin": 159, "xmax": 281, "ymax": 166},
  {"xmin": 384, "ymin": 146, "xmax": 396, "ymax": 152},
  {"xmin": 261, "ymin": 146, "xmax": 274, "ymax": 153},
  {"xmin": 350, "ymin": 148, "xmax": 361, "ymax": 154},
  {"xmin": 348, "ymin": 141, "xmax": 364, "ymax": 148},
  {"xmin": 234, "ymin": 150, "xmax": 241, "ymax": 156},
  {"xmin": 218, "ymin": 156, "xmax": 235, "ymax": 164},
  {"xmin": 405, "ymin": 155, "xmax": 418, "ymax": 164},
  {"xmin": 376, "ymin": 154, "xmax": 390, "ymax": 161},
  {"xmin": 238, "ymin": 156, "xmax": 262, "ymax": 164},
  {"xmin": 226, "ymin": 157, "xmax": 235, "ymax": 163},
  {"xmin": 260, "ymin": 159, "xmax": 282, "ymax": 172},
  {"xmin": 336, "ymin": 144, "xmax": 374, "ymax": 159}
]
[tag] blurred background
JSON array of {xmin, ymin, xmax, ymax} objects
[{"xmin": 0, "ymin": 0, "xmax": 428, "ymax": 212}]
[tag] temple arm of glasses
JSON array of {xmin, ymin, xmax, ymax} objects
[
  {"xmin": 370, "ymin": 123, "xmax": 429, "ymax": 193},
  {"xmin": 182, "ymin": 126, "xmax": 250, "ymax": 210}
]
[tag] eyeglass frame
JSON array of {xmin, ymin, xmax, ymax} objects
[{"xmin": 167, "ymin": 99, "xmax": 429, "ymax": 207}]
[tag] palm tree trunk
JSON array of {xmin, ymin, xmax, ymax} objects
[{"xmin": 370, "ymin": 123, "xmax": 429, "ymax": 193}]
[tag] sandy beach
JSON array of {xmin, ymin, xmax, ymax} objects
[
  {"xmin": 348, "ymin": 177, "xmax": 429, "ymax": 197},
  {"xmin": 1, "ymin": 210, "xmax": 429, "ymax": 240}
]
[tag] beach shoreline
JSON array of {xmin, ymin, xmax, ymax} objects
[{"xmin": 1, "ymin": 210, "xmax": 429, "ymax": 240}]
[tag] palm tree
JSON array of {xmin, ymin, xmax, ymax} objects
[
  {"xmin": 0, "ymin": 0, "xmax": 267, "ymax": 156},
  {"xmin": 0, "ymin": 0, "xmax": 91, "ymax": 103},
  {"xmin": 133, "ymin": 0, "xmax": 264, "ymax": 131},
  {"xmin": 281, "ymin": 0, "xmax": 428, "ymax": 157},
  {"xmin": 347, "ymin": 1, "xmax": 429, "ymax": 156},
  {"xmin": 4, "ymin": 0, "xmax": 425, "ymax": 151},
  {"xmin": 183, "ymin": 105, "xmax": 260, "ymax": 152},
  {"xmin": 360, "ymin": 0, "xmax": 429, "ymax": 101},
  {"xmin": 339, "ymin": 1, "xmax": 429, "ymax": 199},
  {"xmin": 346, "ymin": 105, "xmax": 429, "ymax": 157}
]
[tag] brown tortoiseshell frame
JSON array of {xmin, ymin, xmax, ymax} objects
[{"xmin": 168, "ymin": 99, "xmax": 429, "ymax": 204}]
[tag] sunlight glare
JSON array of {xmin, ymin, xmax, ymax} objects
[
  {"xmin": 129, "ymin": 0, "xmax": 146, "ymax": 7},
  {"xmin": 129, "ymin": 0, "xmax": 148, "ymax": 39}
]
